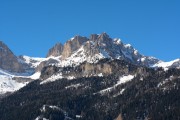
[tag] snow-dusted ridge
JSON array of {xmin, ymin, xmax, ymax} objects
[
  {"xmin": 20, "ymin": 55, "xmax": 61, "ymax": 68},
  {"xmin": 152, "ymin": 59, "xmax": 180, "ymax": 70},
  {"xmin": 19, "ymin": 33, "xmax": 180, "ymax": 73},
  {"xmin": 0, "ymin": 54, "xmax": 53, "ymax": 94},
  {"xmin": 37, "ymin": 33, "xmax": 180, "ymax": 82},
  {"xmin": 0, "ymin": 69, "xmax": 29, "ymax": 94},
  {"xmin": 20, "ymin": 55, "xmax": 47, "ymax": 68}
]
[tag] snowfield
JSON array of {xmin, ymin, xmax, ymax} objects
[
  {"xmin": 0, "ymin": 74, "xmax": 28, "ymax": 94},
  {"xmin": 0, "ymin": 68, "xmax": 38, "ymax": 94}
]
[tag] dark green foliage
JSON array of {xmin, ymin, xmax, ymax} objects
[{"xmin": 0, "ymin": 64, "xmax": 180, "ymax": 120}]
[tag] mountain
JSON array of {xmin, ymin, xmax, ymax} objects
[
  {"xmin": 61, "ymin": 35, "xmax": 89, "ymax": 59},
  {"xmin": 0, "ymin": 33, "xmax": 180, "ymax": 120},
  {"xmin": 0, "ymin": 41, "xmax": 24, "ymax": 73},
  {"xmin": 40, "ymin": 33, "xmax": 179, "ymax": 82},
  {"xmin": 47, "ymin": 33, "xmax": 161, "ymax": 68},
  {"xmin": 46, "ymin": 43, "xmax": 64, "ymax": 57},
  {"xmin": 0, "ymin": 42, "xmax": 45, "ymax": 95},
  {"xmin": 0, "ymin": 33, "xmax": 180, "ymax": 95}
]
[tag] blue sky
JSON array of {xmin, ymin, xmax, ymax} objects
[{"xmin": 0, "ymin": 0, "xmax": 179, "ymax": 61}]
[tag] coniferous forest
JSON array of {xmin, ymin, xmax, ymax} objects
[{"xmin": 0, "ymin": 60, "xmax": 180, "ymax": 120}]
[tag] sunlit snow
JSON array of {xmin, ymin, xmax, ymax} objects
[
  {"xmin": 99, "ymin": 75, "xmax": 134, "ymax": 94},
  {"xmin": 0, "ymin": 74, "xmax": 28, "ymax": 94},
  {"xmin": 117, "ymin": 75, "xmax": 134, "ymax": 85},
  {"xmin": 152, "ymin": 59, "xmax": 180, "ymax": 70}
]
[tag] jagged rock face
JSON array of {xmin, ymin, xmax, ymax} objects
[
  {"xmin": 40, "ymin": 65, "xmax": 59, "ymax": 80},
  {"xmin": 97, "ymin": 32, "xmax": 111, "ymax": 43},
  {"xmin": 80, "ymin": 62, "xmax": 113, "ymax": 76},
  {"xmin": 41, "ymin": 33, "xmax": 161, "ymax": 69},
  {"xmin": 80, "ymin": 33, "xmax": 145, "ymax": 64},
  {"xmin": 61, "ymin": 36, "xmax": 89, "ymax": 58},
  {"xmin": 88, "ymin": 33, "xmax": 117, "ymax": 57},
  {"xmin": 0, "ymin": 41, "xmax": 24, "ymax": 73},
  {"xmin": 40, "ymin": 59, "xmax": 139, "ymax": 80},
  {"xmin": 36, "ymin": 58, "xmax": 59, "ymax": 72},
  {"xmin": 73, "ymin": 33, "xmax": 124, "ymax": 61},
  {"xmin": 43, "ymin": 33, "xmax": 160, "ymax": 69},
  {"xmin": 90, "ymin": 34, "xmax": 98, "ymax": 40},
  {"xmin": 39, "ymin": 33, "xmax": 162, "ymax": 81},
  {"xmin": 46, "ymin": 43, "xmax": 63, "ymax": 57}
]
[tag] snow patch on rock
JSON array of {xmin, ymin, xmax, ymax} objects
[{"xmin": 117, "ymin": 75, "xmax": 134, "ymax": 85}]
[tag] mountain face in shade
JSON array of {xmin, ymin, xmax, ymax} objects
[{"xmin": 0, "ymin": 41, "xmax": 24, "ymax": 73}]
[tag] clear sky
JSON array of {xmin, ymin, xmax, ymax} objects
[{"xmin": 0, "ymin": 0, "xmax": 179, "ymax": 61}]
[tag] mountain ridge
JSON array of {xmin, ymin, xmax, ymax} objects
[
  {"xmin": 0, "ymin": 33, "xmax": 180, "ymax": 120},
  {"xmin": 46, "ymin": 33, "xmax": 161, "ymax": 67},
  {"xmin": 0, "ymin": 33, "xmax": 180, "ymax": 94}
]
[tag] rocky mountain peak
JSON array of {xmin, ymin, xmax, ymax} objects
[
  {"xmin": 46, "ymin": 42, "xmax": 63, "ymax": 57},
  {"xmin": 61, "ymin": 35, "xmax": 89, "ymax": 59},
  {"xmin": 90, "ymin": 34, "xmax": 99, "ymax": 41},
  {"xmin": 89, "ymin": 33, "xmax": 110, "ymax": 42},
  {"xmin": 98, "ymin": 32, "xmax": 110, "ymax": 40},
  {"xmin": 44, "ymin": 33, "xmax": 161, "ymax": 67},
  {"xmin": 0, "ymin": 41, "xmax": 12, "ymax": 53},
  {"xmin": 96, "ymin": 33, "xmax": 113, "ymax": 47},
  {"xmin": 0, "ymin": 41, "xmax": 24, "ymax": 73}
]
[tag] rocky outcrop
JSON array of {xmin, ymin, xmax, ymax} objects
[
  {"xmin": 40, "ymin": 59, "xmax": 138, "ymax": 80},
  {"xmin": 80, "ymin": 33, "xmax": 121, "ymax": 59},
  {"xmin": 80, "ymin": 62, "xmax": 113, "ymax": 76},
  {"xmin": 36, "ymin": 58, "xmax": 59, "ymax": 72},
  {"xmin": 0, "ymin": 41, "xmax": 24, "ymax": 73},
  {"xmin": 46, "ymin": 43, "xmax": 63, "ymax": 57},
  {"xmin": 62, "ymin": 36, "xmax": 89, "ymax": 59},
  {"xmin": 40, "ymin": 65, "xmax": 59, "ymax": 80},
  {"xmin": 39, "ymin": 32, "xmax": 163, "ymax": 81},
  {"xmin": 90, "ymin": 34, "xmax": 98, "ymax": 41}
]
